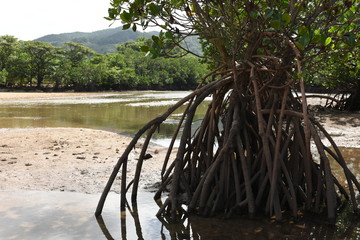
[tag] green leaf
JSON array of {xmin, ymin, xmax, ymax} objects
[
  {"xmin": 149, "ymin": 47, "xmax": 159, "ymax": 58},
  {"xmin": 120, "ymin": 11, "xmax": 131, "ymax": 22},
  {"xmin": 324, "ymin": 37, "xmax": 332, "ymax": 46},
  {"xmin": 148, "ymin": 3, "xmax": 160, "ymax": 16},
  {"xmin": 298, "ymin": 26, "xmax": 308, "ymax": 36},
  {"xmin": 140, "ymin": 45, "xmax": 150, "ymax": 52},
  {"xmin": 132, "ymin": 24, "xmax": 137, "ymax": 32},
  {"xmin": 122, "ymin": 24, "xmax": 131, "ymax": 30},
  {"xmin": 295, "ymin": 41, "xmax": 305, "ymax": 51},
  {"xmin": 348, "ymin": 34, "xmax": 356, "ymax": 46},
  {"xmin": 299, "ymin": 34, "xmax": 310, "ymax": 47},
  {"xmin": 282, "ymin": 13, "xmax": 291, "ymax": 24},
  {"xmin": 264, "ymin": 9, "xmax": 273, "ymax": 19},
  {"xmin": 295, "ymin": 72, "xmax": 304, "ymax": 79},
  {"xmin": 312, "ymin": 34, "xmax": 321, "ymax": 43},
  {"xmin": 152, "ymin": 35, "xmax": 160, "ymax": 43},
  {"xmin": 270, "ymin": 20, "xmax": 281, "ymax": 30},
  {"xmin": 250, "ymin": 11, "xmax": 259, "ymax": 19},
  {"xmin": 165, "ymin": 31, "xmax": 173, "ymax": 39},
  {"xmin": 108, "ymin": 8, "xmax": 117, "ymax": 18}
]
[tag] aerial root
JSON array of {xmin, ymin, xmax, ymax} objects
[{"xmin": 96, "ymin": 66, "xmax": 360, "ymax": 224}]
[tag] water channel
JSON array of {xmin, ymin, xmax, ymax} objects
[{"xmin": 0, "ymin": 91, "xmax": 359, "ymax": 239}]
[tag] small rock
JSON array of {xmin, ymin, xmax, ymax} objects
[
  {"xmin": 295, "ymin": 224, "xmax": 306, "ymax": 229},
  {"xmin": 77, "ymin": 156, "xmax": 86, "ymax": 160},
  {"xmin": 144, "ymin": 153, "xmax": 153, "ymax": 160},
  {"xmin": 8, "ymin": 161, "xmax": 17, "ymax": 164},
  {"xmin": 254, "ymin": 227, "xmax": 263, "ymax": 233},
  {"xmin": 25, "ymin": 163, "xmax": 32, "ymax": 166}
]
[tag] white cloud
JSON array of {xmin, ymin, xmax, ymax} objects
[{"xmin": 0, "ymin": 0, "xmax": 122, "ymax": 40}]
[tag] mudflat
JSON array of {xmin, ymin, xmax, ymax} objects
[{"xmin": 0, "ymin": 127, "xmax": 166, "ymax": 194}]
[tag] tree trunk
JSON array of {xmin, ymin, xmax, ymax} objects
[
  {"xmin": 345, "ymin": 84, "xmax": 360, "ymax": 111},
  {"xmin": 37, "ymin": 75, "xmax": 43, "ymax": 88}
]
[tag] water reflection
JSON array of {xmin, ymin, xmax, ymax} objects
[
  {"xmin": 96, "ymin": 193, "xmax": 360, "ymax": 240},
  {"xmin": 0, "ymin": 188, "xmax": 359, "ymax": 238}
]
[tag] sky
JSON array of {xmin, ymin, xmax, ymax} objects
[{"xmin": 0, "ymin": 0, "xmax": 123, "ymax": 40}]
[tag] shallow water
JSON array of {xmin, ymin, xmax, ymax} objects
[
  {"xmin": 0, "ymin": 190, "xmax": 359, "ymax": 240},
  {"xmin": 0, "ymin": 91, "xmax": 208, "ymax": 141},
  {"xmin": 329, "ymin": 147, "xmax": 360, "ymax": 187},
  {"xmin": 1, "ymin": 91, "xmax": 360, "ymax": 239}
]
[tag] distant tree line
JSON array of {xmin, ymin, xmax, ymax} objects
[{"xmin": 0, "ymin": 36, "xmax": 208, "ymax": 91}]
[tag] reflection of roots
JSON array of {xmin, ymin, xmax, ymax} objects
[{"xmin": 96, "ymin": 64, "xmax": 360, "ymax": 224}]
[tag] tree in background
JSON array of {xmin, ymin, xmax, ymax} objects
[
  {"xmin": 313, "ymin": 48, "xmax": 360, "ymax": 111},
  {"xmin": 96, "ymin": 0, "xmax": 360, "ymax": 223},
  {"xmin": 23, "ymin": 41, "xmax": 61, "ymax": 88},
  {"xmin": 0, "ymin": 35, "xmax": 19, "ymax": 86}
]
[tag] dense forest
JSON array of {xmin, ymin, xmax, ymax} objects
[{"xmin": 0, "ymin": 35, "xmax": 207, "ymax": 91}]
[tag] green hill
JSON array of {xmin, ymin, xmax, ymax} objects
[
  {"xmin": 35, "ymin": 27, "xmax": 201, "ymax": 55},
  {"xmin": 35, "ymin": 27, "xmax": 158, "ymax": 53}
]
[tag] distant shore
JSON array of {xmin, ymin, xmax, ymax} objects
[{"xmin": 0, "ymin": 91, "xmax": 117, "ymax": 101}]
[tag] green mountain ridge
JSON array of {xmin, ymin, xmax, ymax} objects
[
  {"xmin": 35, "ymin": 27, "xmax": 158, "ymax": 53},
  {"xmin": 35, "ymin": 27, "xmax": 201, "ymax": 55}
]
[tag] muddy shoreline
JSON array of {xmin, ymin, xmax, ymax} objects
[{"xmin": 0, "ymin": 128, "xmax": 167, "ymax": 194}]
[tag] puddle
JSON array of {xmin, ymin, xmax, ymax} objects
[
  {"xmin": 328, "ymin": 147, "xmax": 360, "ymax": 187},
  {"xmin": 0, "ymin": 190, "xmax": 359, "ymax": 240}
]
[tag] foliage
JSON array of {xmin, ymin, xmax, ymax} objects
[
  {"xmin": 0, "ymin": 35, "xmax": 19, "ymax": 86},
  {"xmin": 23, "ymin": 41, "xmax": 62, "ymax": 87},
  {"xmin": 0, "ymin": 36, "xmax": 208, "ymax": 90}
]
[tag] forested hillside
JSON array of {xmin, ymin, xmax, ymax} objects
[
  {"xmin": 35, "ymin": 28, "xmax": 157, "ymax": 53},
  {"xmin": 35, "ymin": 27, "xmax": 202, "ymax": 55}
]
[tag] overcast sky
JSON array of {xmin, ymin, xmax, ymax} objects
[{"xmin": 0, "ymin": 0, "xmax": 123, "ymax": 40}]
